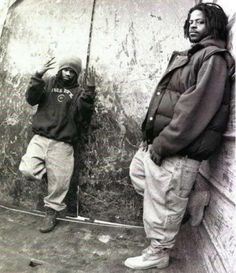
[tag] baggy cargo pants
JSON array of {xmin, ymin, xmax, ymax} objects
[
  {"xmin": 130, "ymin": 147, "xmax": 201, "ymax": 249},
  {"xmin": 19, "ymin": 134, "xmax": 74, "ymax": 212}
]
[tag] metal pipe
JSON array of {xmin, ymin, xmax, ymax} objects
[{"xmin": 0, "ymin": 204, "xmax": 143, "ymax": 229}]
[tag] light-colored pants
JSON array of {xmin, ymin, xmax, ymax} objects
[
  {"xmin": 130, "ymin": 147, "xmax": 200, "ymax": 249},
  {"xmin": 19, "ymin": 134, "xmax": 74, "ymax": 211}
]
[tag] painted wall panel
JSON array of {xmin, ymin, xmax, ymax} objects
[
  {"xmin": 203, "ymin": 185, "xmax": 235, "ymax": 272},
  {"xmin": 200, "ymin": 140, "xmax": 236, "ymax": 203},
  {"xmin": 198, "ymin": 1, "xmax": 236, "ymax": 272}
]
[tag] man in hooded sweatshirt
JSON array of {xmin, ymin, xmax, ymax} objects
[{"xmin": 19, "ymin": 56, "xmax": 96, "ymax": 233}]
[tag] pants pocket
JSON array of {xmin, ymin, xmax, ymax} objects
[
  {"xmin": 180, "ymin": 164, "xmax": 199, "ymax": 198},
  {"xmin": 165, "ymin": 190, "xmax": 188, "ymax": 230}
]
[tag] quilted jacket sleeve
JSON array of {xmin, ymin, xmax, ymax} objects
[{"xmin": 151, "ymin": 54, "xmax": 228, "ymax": 161}]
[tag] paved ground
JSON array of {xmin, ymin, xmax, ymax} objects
[{"xmin": 0, "ymin": 205, "xmax": 210, "ymax": 273}]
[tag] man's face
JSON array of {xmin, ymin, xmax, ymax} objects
[
  {"xmin": 188, "ymin": 10, "xmax": 208, "ymax": 43},
  {"xmin": 61, "ymin": 68, "xmax": 77, "ymax": 81}
]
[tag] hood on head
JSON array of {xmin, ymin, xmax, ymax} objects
[{"xmin": 58, "ymin": 56, "xmax": 82, "ymax": 78}]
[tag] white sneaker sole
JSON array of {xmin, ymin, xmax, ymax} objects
[{"xmin": 124, "ymin": 256, "xmax": 169, "ymax": 270}]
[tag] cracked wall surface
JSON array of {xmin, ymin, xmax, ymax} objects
[{"xmin": 1, "ymin": 0, "xmax": 193, "ymax": 223}]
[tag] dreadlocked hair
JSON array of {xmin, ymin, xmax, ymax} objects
[{"xmin": 184, "ymin": 3, "xmax": 228, "ymax": 42}]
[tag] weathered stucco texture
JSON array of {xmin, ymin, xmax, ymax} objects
[{"xmin": 0, "ymin": 0, "xmax": 192, "ymax": 223}]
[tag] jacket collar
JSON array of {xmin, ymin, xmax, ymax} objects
[
  {"xmin": 177, "ymin": 37, "xmax": 227, "ymax": 57},
  {"xmin": 188, "ymin": 37, "xmax": 226, "ymax": 56},
  {"xmin": 193, "ymin": 36, "xmax": 226, "ymax": 49},
  {"xmin": 187, "ymin": 37, "xmax": 234, "ymax": 77}
]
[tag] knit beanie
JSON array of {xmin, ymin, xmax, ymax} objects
[{"xmin": 58, "ymin": 56, "xmax": 82, "ymax": 77}]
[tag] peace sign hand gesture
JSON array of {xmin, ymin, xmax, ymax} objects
[{"xmin": 36, "ymin": 57, "xmax": 56, "ymax": 78}]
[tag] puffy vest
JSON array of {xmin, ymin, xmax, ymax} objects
[{"xmin": 142, "ymin": 43, "xmax": 234, "ymax": 160}]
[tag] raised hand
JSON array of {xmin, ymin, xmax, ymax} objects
[
  {"xmin": 36, "ymin": 57, "xmax": 56, "ymax": 77},
  {"xmin": 86, "ymin": 66, "xmax": 96, "ymax": 87}
]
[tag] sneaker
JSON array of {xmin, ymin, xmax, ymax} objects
[
  {"xmin": 124, "ymin": 245, "xmax": 169, "ymax": 270},
  {"xmin": 188, "ymin": 190, "xmax": 210, "ymax": 226},
  {"xmin": 39, "ymin": 207, "xmax": 58, "ymax": 233}
]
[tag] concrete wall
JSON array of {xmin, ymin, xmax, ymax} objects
[{"xmin": 0, "ymin": 0, "xmax": 193, "ymax": 223}]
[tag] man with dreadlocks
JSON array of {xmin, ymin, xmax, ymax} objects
[{"xmin": 124, "ymin": 3, "xmax": 234, "ymax": 270}]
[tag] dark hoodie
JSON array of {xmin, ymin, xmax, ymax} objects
[{"xmin": 26, "ymin": 56, "xmax": 95, "ymax": 144}]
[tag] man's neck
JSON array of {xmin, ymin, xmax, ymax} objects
[{"xmin": 190, "ymin": 36, "xmax": 226, "ymax": 49}]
